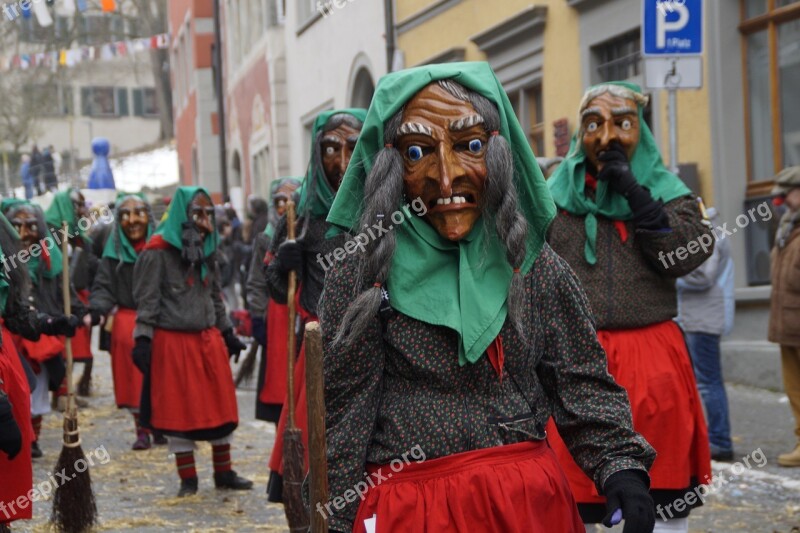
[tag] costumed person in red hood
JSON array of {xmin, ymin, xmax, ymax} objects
[
  {"xmin": 0, "ymin": 210, "xmax": 74, "ymax": 532},
  {"xmin": 264, "ymin": 109, "xmax": 365, "ymax": 502},
  {"xmin": 320, "ymin": 63, "xmax": 655, "ymax": 533},
  {"xmin": 88, "ymin": 193, "xmax": 157, "ymax": 450},
  {"xmin": 132, "ymin": 186, "xmax": 252, "ymax": 497},
  {"xmin": 1, "ymin": 199, "xmax": 82, "ymax": 460},
  {"xmin": 546, "ymin": 82, "xmax": 713, "ymax": 533},
  {"xmin": 45, "ymin": 189, "xmax": 98, "ymax": 399},
  {"xmin": 245, "ymin": 177, "xmax": 302, "ymax": 424}
]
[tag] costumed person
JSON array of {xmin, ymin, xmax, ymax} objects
[
  {"xmin": 86, "ymin": 138, "xmax": 116, "ymax": 190},
  {"xmin": 132, "ymin": 186, "xmax": 252, "ymax": 496},
  {"xmin": 769, "ymin": 166, "xmax": 800, "ymax": 467},
  {"xmin": 245, "ymin": 177, "xmax": 302, "ymax": 424},
  {"xmin": 321, "ymin": 63, "xmax": 655, "ymax": 533},
  {"xmin": 1, "ymin": 199, "xmax": 82, "ymax": 459},
  {"xmin": 88, "ymin": 193, "xmax": 155, "ymax": 450},
  {"xmin": 264, "ymin": 108, "xmax": 366, "ymax": 502},
  {"xmin": 45, "ymin": 189, "xmax": 98, "ymax": 399},
  {"xmin": 545, "ymin": 82, "xmax": 713, "ymax": 532}
]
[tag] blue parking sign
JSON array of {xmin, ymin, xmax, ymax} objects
[{"xmin": 642, "ymin": 0, "xmax": 703, "ymax": 56}]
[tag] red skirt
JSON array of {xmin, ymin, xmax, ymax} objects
[
  {"xmin": 109, "ymin": 308, "xmax": 143, "ymax": 409},
  {"xmin": 0, "ymin": 326, "xmax": 33, "ymax": 523},
  {"xmin": 149, "ymin": 328, "xmax": 238, "ymax": 434},
  {"xmin": 259, "ymin": 299, "xmax": 289, "ymax": 406},
  {"xmin": 71, "ymin": 290, "xmax": 93, "ymax": 361},
  {"xmin": 12, "ymin": 333, "xmax": 64, "ymax": 365},
  {"xmin": 351, "ymin": 441, "xmax": 583, "ymax": 533},
  {"xmin": 547, "ymin": 320, "xmax": 712, "ymax": 503},
  {"xmin": 267, "ymin": 330, "xmax": 309, "ymax": 474}
]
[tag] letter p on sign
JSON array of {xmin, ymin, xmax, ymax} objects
[{"xmin": 657, "ymin": 1, "xmax": 689, "ymax": 48}]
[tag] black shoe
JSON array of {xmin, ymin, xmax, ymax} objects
[
  {"xmin": 711, "ymin": 449, "xmax": 735, "ymax": 462},
  {"xmin": 31, "ymin": 441, "xmax": 43, "ymax": 459},
  {"xmin": 214, "ymin": 470, "xmax": 253, "ymax": 490},
  {"xmin": 177, "ymin": 477, "xmax": 198, "ymax": 497},
  {"xmin": 152, "ymin": 432, "xmax": 168, "ymax": 446}
]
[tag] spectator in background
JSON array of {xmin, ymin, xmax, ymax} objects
[
  {"xmin": 677, "ymin": 205, "xmax": 735, "ymax": 461},
  {"xmin": 41, "ymin": 146, "xmax": 57, "ymax": 192},
  {"xmin": 30, "ymin": 145, "xmax": 43, "ymax": 195},
  {"xmin": 20, "ymin": 155, "xmax": 33, "ymax": 200},
  {"xmin": 769, "ymin": 166, "xmax": 800, "ymax": 467}
]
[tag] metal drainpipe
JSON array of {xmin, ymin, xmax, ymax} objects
[
  {"xmin": 212, "ymin": 0, "xmax": 229, "ymax": 199},
  {"xmin": 384, "ymin": 0, "xmax": 395, "ymax": 73}
]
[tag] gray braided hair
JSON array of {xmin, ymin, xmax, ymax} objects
[{"xmin": 333, "ymin": 80, "xmax": 529, "ymax": 347}]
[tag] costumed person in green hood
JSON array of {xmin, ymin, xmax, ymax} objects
[
  {"xmin": 88, "ymin": 193, "xmax": 157, "ymax": 450},
  {"xmin": 545, "ymin": 82, "xmax": 713, "ymax": 533},
  {"xmin": 264, "ymin": 109, "xmax": 365, "ymax": 503},
  {"xmin": 245, "ymin": 177, "xmax": 302, "ymax": 424},
  {"xmin": 132, "ymin": 186, "xmax": 251, "ymax": 497},
  {"xmin": 45, "ymin": 188, "xmax": 98, "ymax": 398},
  {"xmin": 320, "ymin": 63, "xmax": 655, "ymax": 533},
  {"xmin": 1, "ymin": 199, "xmax": 82, "ymax": 459}
]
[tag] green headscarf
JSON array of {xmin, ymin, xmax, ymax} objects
[
  {"xmin": 102, "ymin": 192, "xmax": 153, "ymax": 264},
  {"xmin": 45, "ymin": 188, "xmax": 92, "ymax": 244},
  {"xmin": 296, "ymin": 108, "xmax": 368, "ymax": 220},
  {"xmin": 264, "ymin": 177, "xmax": 303, "ymax": 239},
  {"xmin": 547, "ymin": 81, "xmax": 691, "ymax": 265},
  {"xmin": 327, "ymin": 62, "xmax": 556, "ymax": 366},
  {"xmin": 0, "ymin": 214, "xmax": 14, "ymax": 314},
  {"xmin": 1, "ymin": 199, "xmax": 63, "ymax": 283},
  {"xmin": 153, "ymin": 186, "xmax": 218, "ymax": 278}
]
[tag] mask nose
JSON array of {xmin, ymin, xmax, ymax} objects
[{"xmin": 435, "ymin": 143, "xmax": 465, "ymax": 199}]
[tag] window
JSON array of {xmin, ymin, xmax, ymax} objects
[
  {"xmin": 592, "ymin": 29, "xmax": 642, "ymax": 83},
  {"xmin": 133, "ymin": 88, "xmax": 159, "ymax": 117},
  {"xmin": 740, "ymin": 0, "xmax": 800, "ymax": 185},
  {"xmin": 24, "ymin": 85, "xmax": 74, "ymax": 116},
  {"xmin": 252, "ymin": 146, "xmax": 273, "ymax": 198},
  {"xmin": 81, "ymin": 87, "xmax": 129, "ymax": 117},
  {"xmin": 298, "ymin": 0, "xmax": 317, "ymax": 24},
  {"xmin": 509, "ymin": 85, "xmax": 545, "ymax": 157}
]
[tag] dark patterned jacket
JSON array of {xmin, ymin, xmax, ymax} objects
[
  {"xmin": 90, "ymin": 258, "xmax": 136, "ymax": 315},
  {"xmin": 319, "ymin": 244, "xmax": 656, "ymax": 532},
  {"xmin": 548, "ymin": 196, "xmax": 713, "ymax": 330},
  {"xmin": 245, "ymin": 233, "xmax": 271, "ymax": 318}
]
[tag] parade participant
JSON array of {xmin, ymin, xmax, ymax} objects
[
  {"xmin": 133, "ymin": 186, "xmax": 252, "ymax": 496},
  {"xmin": 546, "ymin": 82, "xmax": 713, "ymax": 532},
  {"xmin": 769, "ymin": 166, "xmax": 800, "ymax": 467},
  {"xmin": 321, "ymin": 63, "xmax": 655, "ymax": 533},
  {"xmin": 1, "ymin": 199, "xmax": 82, "ymax": 458},
  {"xmin": 245, "ymin": 177, "xmax": 301, "ymax": 423},
  {"xmin": 88, "ymin": 194, "xmax": 154, "ymax": 450},
  {"xmin": 264, "ymin": 108, "xmax": 366, "ymax": 502},
  {"xmin": 45, "ymin": 188, "xmax": 97, "ymax": 397},
  {"xmin": 0, "ymin": 211, "xmax": 73, "ymax": 530}
]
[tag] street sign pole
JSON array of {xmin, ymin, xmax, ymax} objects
[{"xmin": 668, "ymin": 87, "xmax": 678, "ymax": 174}]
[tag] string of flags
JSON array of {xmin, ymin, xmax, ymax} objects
[
  {"xmin": 0, "ymin": 33, "xmax": 170, "ymax": 72},
  {"xmin": 5, "ymin": 0, "xmax": 117, "ymax": 25}
]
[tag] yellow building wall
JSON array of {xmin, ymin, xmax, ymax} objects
[{"xmin": 395, "ymin": 0, "xmax": 582, "ymax": 159}]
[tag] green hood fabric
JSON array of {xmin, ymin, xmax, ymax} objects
[
  {"xmin": 153, "ymin": 186, "xmax": 218, "ymax": 278},
  {"xmin": 0, "ymin": 214, "xmax": 14, "ymax": 314},
  {"xmin": 103, "ymin": 193, "xmax": 153, "ymax": 264},
  {"xmin": 547, "ymin": 81, "xmax": 691, "ymax": 264},
  {"xmin": 45, "ymin": 189, "xmax": 92, "ymax": 244},
  {"xmin": 2, "ymin": 199, "xmax": 63, "ymax": 283},
  {"xmin": 296, "ymin": 108, "xmax": 368, "ymax": 220},
  {"xmin": 327, "ymin": 62, "xmax": 556, "ymax": 366},
  {"xmin": 264, "ymin": 177, "xmax": 303, "ymax": 239}
]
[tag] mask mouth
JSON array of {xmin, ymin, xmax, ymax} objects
[{"xmin": 427, "ymin": 192, "xmax": 477, "ymax": 211}]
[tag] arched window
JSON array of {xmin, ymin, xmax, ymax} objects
[{"xmin": 350, "ymin": 68, "xmax": 375, "ymax": 109}]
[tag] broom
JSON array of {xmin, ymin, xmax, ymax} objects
[
  {"xmin": 282, "ymin": 201, "xmax": 309, "ymax": 531},
  {"xmin": 234, "ymin": 341, "xmax": 260, "ymax": 387},
  {"xmin": 304, "ymin": 322, "xmax": 328, "ymax": 533},
  {"xmin": 51, "ymin": 222, "xmax": 97, "ymax": 533}
]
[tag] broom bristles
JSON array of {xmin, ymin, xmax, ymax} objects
[
  {"xmin": 235, "ymin": 343, "xmax": 260, "ymax": 387},
  {"xmin": 51, "ymin": 415, "xmax": 97, "ymax": 533}
]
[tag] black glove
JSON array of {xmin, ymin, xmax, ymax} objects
[
  {"xmin": 88, "ymin": 310, "xmax": 103, "ymax": 326},
  {"xmin": 132, "ymin": 336, "xmax": 152, "ymax": 374},
  {"xmin": 251, "ymin": 316, "xmax": 267, "ymax": 347},
  {"xmin": 602, "ymin": 469, "xmax": 655, "ymax": 533},
  {"xmin": 0, "ymin": 394, "xmax": 22, "ymax": 460},
  {"xmin": 38, "ymin": 313, "xmax": 80, "ymax": 337},
  {"xmin": 275, "ymin": 239, "xmax": 303, "ymax": 273},
  {"xmin": 222, "ymin": 329, "xmax": 247, "ymax": 361},
  {"xmin": 597, "ymin": 142, "xmax": 669, "ymax": 230},
  {"xmin": 596, "ymin": 142, "xmax": 638, "ymax": 197}
]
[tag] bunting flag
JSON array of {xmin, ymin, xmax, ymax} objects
[
  {"xmin": 32, "ymin": 0, "xmax": 54, "ymax": 26},
  {"xmin": 100, "ymin": 0, "xmax": 116, "ymax": 12},
  {"xmin": 76, "ymin": 0, "xmax": 88, "ymax": 11},
  {"xmin": 0, "ymin": 33, "xmax": 170, "ymax": 72},
  {"xmin": 57, "ymin": 0, "xmax": 77, "ymax": 16}
]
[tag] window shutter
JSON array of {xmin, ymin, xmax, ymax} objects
[
  {"xmin": 81, "ymin": 87, "xmax": 92, "ymax": 116},
  {"xmin": 133, "ymin": 88, "xmax": 144, "ymax": 116},
  {"xmin": 116, "ymin": 88, "xmax": 129, "ymax": 116}
]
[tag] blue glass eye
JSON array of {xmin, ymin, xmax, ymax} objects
[
  {"xmin": 468, "ymin": 139, "xmax": 483, "ymax": 153},
  {"xmin": 407, "ymin": 145, "xmax": 423, "ymax": 161}
]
